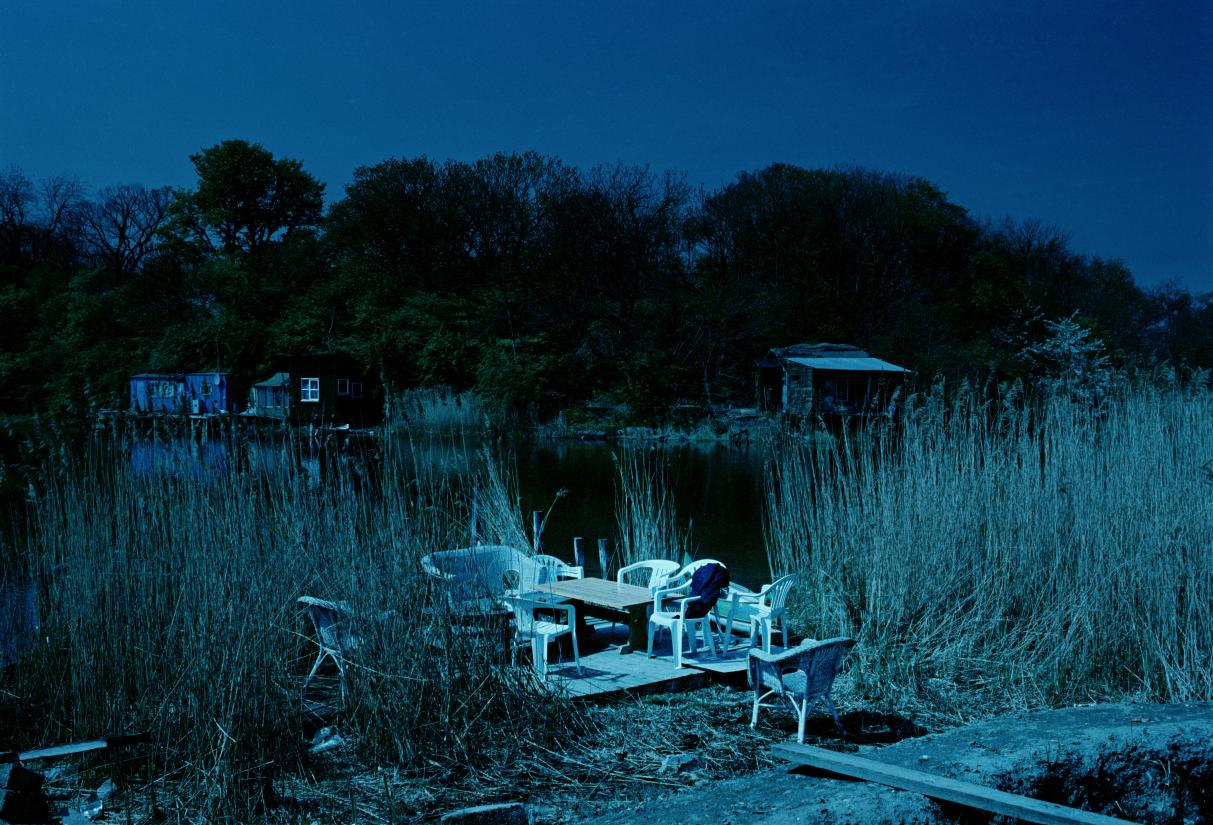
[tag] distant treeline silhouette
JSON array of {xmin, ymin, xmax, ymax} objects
[{"xmin": 1, "ymin": 140, "xmax": 1208, "ymax": 418}]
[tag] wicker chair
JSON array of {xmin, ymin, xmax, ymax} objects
[
  {"xmin": 748, "ymin": 637, "xmax": 855, "ymax": 742},
  {"xmin": 297, "ymin": 596, "xmax": 359, "ymax": 702}
]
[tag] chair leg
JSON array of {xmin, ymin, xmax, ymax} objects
[
  {"xmin": 647, "ymin": 622, "xmax": 657, "ymax": 658},
  {"xmin": 303, "ymin": 652, "xmax": 325, "ymax": 691},
  {"xmin": 780, "ymin": 620, "xmax": 789, "ymax": 650},
  {"xmin": 532, "ymin": 636, "xmax": 545, "ymax": 677},
  {"xmin": 796, "ymin": 699, "xmax": 808, "ymax": 744},
  {"xmin": 763, "ymin": 620, "xmax": 773, "ymax": 653},
  {"xmin": 570, "ymin": 629, "xmax": 581, "ymax": 675},
  {"xmin": 673, "ymin": 623, "xmax": 684, "ymax": 669},
  {"xmin": 751, "ymin": 691, "xmax": 761, "ymax": 729},
  {"xmin": 333, "ymin": 656, "xmax": 348, "ymax": 704},
  {"xmin": 825, "ymin": 694, "xmax": 847, "ymax": 736}
]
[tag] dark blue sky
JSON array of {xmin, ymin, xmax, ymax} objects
[{"xmin": 3, "ymin": 1, "xmax": 1210, "ymax": 292}]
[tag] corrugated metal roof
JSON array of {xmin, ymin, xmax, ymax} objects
[
  {"xmin": 785, "ymin": 356, "xmax": 910, "ymax": 373},
  {"xmin": 253, "ymin": 372, "xmax": 290, "ymax": 388}
]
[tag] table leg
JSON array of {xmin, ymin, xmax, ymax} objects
[{"xmin": 620, "ymin": 604, "xmax": 649, "ymax": 654}]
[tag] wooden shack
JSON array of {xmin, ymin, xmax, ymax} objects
[
  {"xmin": 282, "ymin": 353, "xmax": 380, "ymax": 427},
  {"xmin": 756, "ymin": 343, "xmax": 909, "ymax": 417},
  {"xmin": 131, "ymin": 372, "xmax": 237, "ymax": 414},
  {"xmin": 130, "ymin": 373, "xmax": 185, "ymax": 413},
  {"xmin": 250, "ymin": 372, "xmax": 291, "ymax": 419},
  {"xmin": 184, "ymin": 372, "xmax": 236, "ymax": 414}
]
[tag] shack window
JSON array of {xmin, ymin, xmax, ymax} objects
[
  {"xmin": 200, "ymin": 380, "xmax": 212, "ymax": 396},
  {"xmin": 351, "ymin": 382, "xmax": 363, "ymax": 399},
  {"xmin": 301, "ymin": 377, "xmax": 320, "ymax": 403},
  {"xmin": 337, "ymin": 378, "xmax": 350, "ymax": 396}
]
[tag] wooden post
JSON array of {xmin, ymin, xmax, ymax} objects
[
  {"xmin": 573, "ymin": 537, "xmax": 585, "ymax": 569},
  {"xmin": 597, "ymin": 538, "xmax": 610, "ymax": 579},
  {"xmin": 532, "ymin": 510, "xmax": 544, "ymax": 554}
]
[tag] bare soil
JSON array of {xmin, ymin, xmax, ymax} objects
[{"xmin": 575, "ymin": 702, "xmax": 1213, "ymax": 825}]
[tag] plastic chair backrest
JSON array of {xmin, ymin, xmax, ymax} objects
[
  {"xmin": 619, "ymin": 559, "xmax": 680, "ymax": 589},
  {"xmin": 534, "ymin": 554, "xmax": 584, "ymax": 584},
  {"xmin": 766, "ymin": 574, "xmax": 798, "ymax": 610},
  {"xmin": 670, "ymin": 558, "xmax": 725, "ymax": 589}
]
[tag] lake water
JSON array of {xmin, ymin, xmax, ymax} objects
[
  {"xmin": 123, "ymin": 432, "xmax": 777, "ymax": 586},
  {"xmin": 510, "ymin": 439, "xmax": 772, "ymax": 586}
]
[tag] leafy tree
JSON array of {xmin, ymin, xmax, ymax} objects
[
  {"xmin": 165, "ymin": 140, "xmax": 324, "ymax": 258},
  {"xmin": 158, "ymin": 141, "xmax": 328, "ymax": 381}
]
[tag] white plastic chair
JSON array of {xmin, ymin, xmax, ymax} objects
[
  {"xmin": 646, "ymin": 564, "xmax": 728, "ymax": 669},
  {"xmin": 749, "ymin": 637, "xmax": 855, "ymax": 742},
  {"xmin": 503, "ymin": 596, "xmax": 581, "ymax": 677},
  {"xmin": 298, "ymin": 596, "xmax": 358, "ymax": 702},
  {"xmin": 722, "ymin": 574, "xmax": 797, "ymax": 652},
  {"xmin": 662, "ymin": 558, "xmax": 727, "ymax": 591},
  {"xmin": 616, "ymin": 559, "xmax": 680, "ymax": 591},
  {"xmin": 534, "ymin": 554, "xmax": 584, "ymax": 585}
]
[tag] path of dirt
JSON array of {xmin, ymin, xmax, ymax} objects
[{"xmin": 574, "ymin": 702, "xmax": 1213, "ymax": 824}]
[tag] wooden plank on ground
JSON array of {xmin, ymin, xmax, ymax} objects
[{"xmin": 771, "ymin": 743, "xmax": 1135, "ymax": 825}]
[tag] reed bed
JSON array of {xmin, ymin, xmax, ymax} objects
[
  {"xmin": 389, "ymin": 388, "xmax": 489, "ymax": 437},
  {"xmin": 0, "ymin": 427, "xmax": 588, "ymax": 819},
  {"xmin": 612, "ymin": 450, "xmax": 693, "ymax": 570},
  {"xmin": 767, "ymin": 377, "xmax": 1213, "ymax": 724}
]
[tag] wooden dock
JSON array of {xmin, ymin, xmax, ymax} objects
[{"xmin": 538, "ymin": 621, "xmax": 769, "ymax": 698}]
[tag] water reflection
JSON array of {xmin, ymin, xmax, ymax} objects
[{"xmin": 123, "ymin": 432, "xmax": 775, "ymax": 588}]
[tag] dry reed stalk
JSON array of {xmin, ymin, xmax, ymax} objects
[
  {"xmin": 612, "ymin": 450, "xmax": 692, "ymax": 568},
  {"xmin": 766, "ymin": 377, "xmax": 1213, "ymax": 721},
  {"xmin": 1, "ymin": 427, "xmax": 591, "ymax": 818}
]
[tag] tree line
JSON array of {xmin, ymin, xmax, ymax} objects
[{"xmin": 1, "ymin": 140, "xmax": 1209, "ymax": 420}]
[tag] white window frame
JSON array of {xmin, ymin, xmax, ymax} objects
[
  {"xmin": 301, "ymin": 377, "xmax": 320, "ymax": 403},
  {"xmin": 337, "ymin": 378, "xmax": 350, "ymax": 397}
]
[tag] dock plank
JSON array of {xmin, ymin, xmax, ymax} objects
[
  {"xmin": 541, "ymin": 646, "xmax": 707, "ymax": 698},
  {"xmin": 772, "ymin": 743, "xmax": 1135, "ymax": 825}
]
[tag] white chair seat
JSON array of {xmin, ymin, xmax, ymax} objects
[{"xmin": 503, "ymin": 596, "xmax": 581, "ymax": 677}]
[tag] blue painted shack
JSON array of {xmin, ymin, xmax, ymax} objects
[
  {"xmin": 184, "ymin": 372, "xmax": 236, "ymax": 414},
  {"xmin": 130, "ymin": 373, "xmax": 186, "ymax": 413}
]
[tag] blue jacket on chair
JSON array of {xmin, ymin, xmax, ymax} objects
[{"xmin": 685, "ymin": 563, "xmax": 729, "ymax": 619}]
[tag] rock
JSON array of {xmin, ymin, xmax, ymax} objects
[
  {"xmin": 440, "ymin": 801, "xmax": 531, "ymax": 824},
  {"xmin": 659, "ymin": 753, "xmax": 700, "ymax": 775}
]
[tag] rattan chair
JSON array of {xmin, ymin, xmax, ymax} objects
[
  {"xmin": 298, "ymin": 596, "xmax": 359, "ymax": 702},
  {"xmin": 748, "ymin": 637, "xmax": 855, "ymax": 742}
]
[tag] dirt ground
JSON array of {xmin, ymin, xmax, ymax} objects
[{"xmin": 571, "ymin": 702, "xmax": 1213, "ymax": 825}]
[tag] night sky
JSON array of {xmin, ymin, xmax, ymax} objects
[{"xmin": 3, "ymin": 0, "xmax": 1210, "ymax": 292}]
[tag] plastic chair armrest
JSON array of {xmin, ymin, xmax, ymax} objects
[{"xmin": 653, "ymin": 582, "xmax": 691, "ymax": 610}]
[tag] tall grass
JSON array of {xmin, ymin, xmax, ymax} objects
[
  {"xmin": 767, "ymin": 377, "xmax": 1213, "ymax": 722},
  {"xmin": 613, "ymin": 449, "xmax": 692, "ymax": 569},
  {"xmin": 1, "ymin": 427, "xmax": 585, "ymax": 818},
  {"xmin": 388, "ymin": 388, "xmax": 489, "ymax": 437}
]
